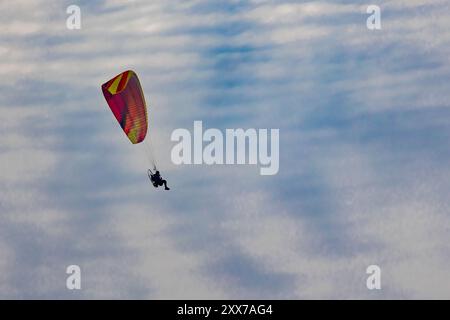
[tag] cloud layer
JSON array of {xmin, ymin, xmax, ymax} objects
[{"xmin": 0, "ymin": 0, "xmax": 449, "ymax": 299}]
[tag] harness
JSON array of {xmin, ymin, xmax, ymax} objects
[{"xmin": 147, "ymin": 169, "xmax": 159, "ymax": 187}]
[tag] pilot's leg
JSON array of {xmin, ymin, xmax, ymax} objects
[{"xmin": 162, "ymin": 179, "xmax": 170, "ymax": 190}]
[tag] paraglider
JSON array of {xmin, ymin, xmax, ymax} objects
[
  {"xmin": 101, "ymin": 70, "xmax": 170, "ymax": 190},
  {"xmin": 147, "ymin": 169, "xmax": 170, "ymax": 190}
]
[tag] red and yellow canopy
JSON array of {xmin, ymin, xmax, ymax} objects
[{"xmin": 101, "ymin": 70, "xmax": 148, "ymax": 144}]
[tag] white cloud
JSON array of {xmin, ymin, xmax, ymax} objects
[{"xmin": 0, "ymin": 0, "xmax": 449, "ymax": 299}]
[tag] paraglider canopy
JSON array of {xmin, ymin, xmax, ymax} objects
[
  {"xmin": 101, "ymin": 70, "xmax": 148, "ymax": 144},
  {"xmin": 101, "ymin": 70, "xmax": 167, "ymax": 188}
]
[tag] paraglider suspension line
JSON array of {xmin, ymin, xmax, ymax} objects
[{"xmin": 144, "ymin": 134, "xmax": 157, "ymax": 171}]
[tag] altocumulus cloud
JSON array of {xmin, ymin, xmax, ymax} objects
[{"xmin": 0, "ymin": 0, "xmax": 449, "ymax": 298}]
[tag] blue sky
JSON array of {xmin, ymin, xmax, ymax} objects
[{"xmin": 0, "ymin": 0, "xmax": 450, "ymax": 298}]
